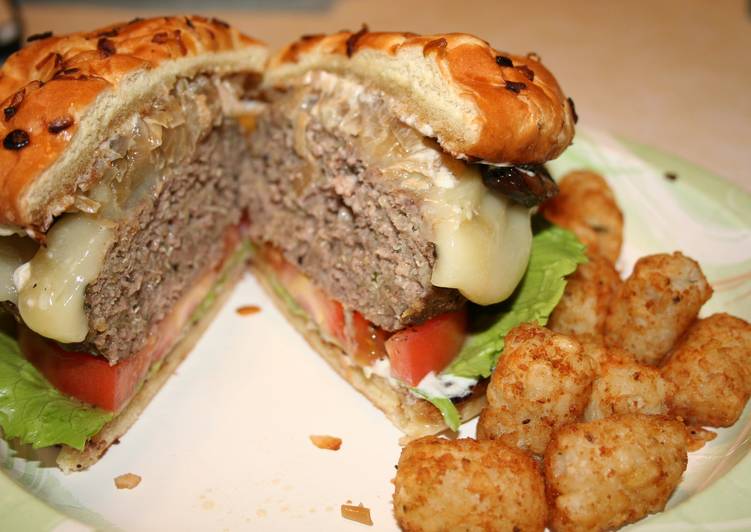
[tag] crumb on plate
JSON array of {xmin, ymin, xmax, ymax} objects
[
  {"xmin": 236, "ymin": 305, "xmax": 261, "ymax": 316},
  {"xmin": 341, "ymin": 503, "xmax": 373, "ymax": 526},
  {"xmin": 310, "ymin": 434, "xmax": 342, "ymax": 450},
  {"xmin": 114, "ymin": 473, "xmax": 141, "ymax": 489}
]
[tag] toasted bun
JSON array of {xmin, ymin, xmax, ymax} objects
[
  {"xmin": 0, "ymin": 16, "xmax": 267, "ymax": 231},
  {"xmin": 265, "ymin": 29, "xmax": 575, "ymax": 165},
  {"xmin": 250, "ymin": 259, "xmax": 487, "ymax": 439}
]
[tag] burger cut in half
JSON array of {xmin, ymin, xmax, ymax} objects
[
  {"xmin": 0, "ymin": 16, "xmax": 266, "ymax": 471},
  {"xmin": 248, "ymin": 29, "xmax": 586, "ymax": 437}
]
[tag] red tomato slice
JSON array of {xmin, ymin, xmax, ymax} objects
[
  {"xmin": 19, "ymin": 326, "xmax": 152, "ymax": 412},
  {"xmin": 286, "ymin": 274, "xmax": 346, "ymax": 346},
  {"xmin": 260, "ymin": 245, "xmax": 466, "ymax": 381},
  {"xmin": 385, "ymin": 310, "xmax": 468, "ymax": 387},
  {"xmin": 347, "ymin": 311, "xmax": 388, "ymax": 367},
  {"xmin": 264, "ymin": 247, "xmax": 347, "ymax": 346}
]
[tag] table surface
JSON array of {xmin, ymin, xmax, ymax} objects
[{"xmin": 18, "ymin": 0, "xmax": 751, "ymax": 192}]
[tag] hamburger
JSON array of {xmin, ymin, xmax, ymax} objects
[
  {"xmin": 246, "ymin": 29, "xmax": 584, "ymax": 437},
  {"xmin": 0, "ymin": 16, "xmax": 266, "ymax": 471}
]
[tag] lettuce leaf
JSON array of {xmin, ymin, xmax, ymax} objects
[
  {"xmin": 418, "ymin": 225, "xmax": 587, "ymax": 430},
  {"xmin": 412, "ymin": 389, "xmax": 461, "ymax": 431},
  {"xmin": 445, "ymin": 225, "xmax": 586, "ymax": 378},
  {"xmin": 0, "ymin": 332, "xmax": 112, "ymax": 450}
]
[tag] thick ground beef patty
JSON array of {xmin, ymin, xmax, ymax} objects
[
  {"xmin": 82, "ymin": 120, "xmax": 251, "ymax": 362},
  {"xmin": 247, "ymin": 89, "xmax": 464, "ymax": 332}
]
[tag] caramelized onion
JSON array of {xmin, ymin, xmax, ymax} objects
[
  {"xmin": 73, "ymin": 195, "xmax": 101, "ymax": 214},
  {"xmin": 84, "ymin": 73, "xmax": 250, "ymax": 219}
]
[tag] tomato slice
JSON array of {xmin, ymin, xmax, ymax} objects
[
  {"xmin": 19, "ymin": 326, "xmax": 152, "ymax": 412},
  {"xmin": 261, "ymin": 245, "xmax": 467, "ymax": 383},
  {"xmin": 263, "ymin": 247, "xmax": 347, "ymax": 346},
  {"xmin": 286, "ymin": 273, "xmax": 346, "ymax": 346},
  {"xmin": 347, "ymin": 311, "xmax": 388, "ymax": 367},
  {"xmin": 385, "ymin": 310, "xmax": 468, "ymax": 387}
]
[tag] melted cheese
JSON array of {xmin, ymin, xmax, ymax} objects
[
  {"xmin": 17, "ymin": 215, "xmax": 114, "ymax": 343},
  {"xmin": 0, "ymin": 236, "xmax": 38, "ymax": 303},
  {"xmin": 427, "ymin": 174, "xmax": 532, "ymax": 304},
  {"xmin": 300, "ymin": 71, "xmax": 533, "ymax": 305},
  {"xmin": 1, "ymin": 73, "xmax": 246, "ymax": 344}
]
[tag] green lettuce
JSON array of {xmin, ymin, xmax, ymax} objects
[
  {"xmin": 419, "ymin": 225, "xmax": 587, "ymax": 430},
  {"xmin": 0, "ymin": 332, "xmax": 112, "ymax": 450},
  {"xmin": 412, "ymin": 389, "xmax": 461, "ymax": 431}
]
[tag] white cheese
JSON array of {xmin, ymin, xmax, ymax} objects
[
  {"xmin": 3, "ymin": 73, "xmax": 237, "ymax": 344},
  {"xmin": 17, "ymin": 214, "xmax": 114, "ymax": 343},
  {"xmin": 428, "ymin": 184, "xmax": 532, "ymax": 305},
  {"xmin": 0, "ymin": 236, "xmax": 37, "ymax": 303}
]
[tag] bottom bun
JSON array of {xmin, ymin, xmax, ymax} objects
[
  {"xmin": 56, "ymin": 248, "xmax": 248, "ymax": 473},
  {"xmin": 250, "ymin": 259, "xmax": 487, "ymax": 439}
]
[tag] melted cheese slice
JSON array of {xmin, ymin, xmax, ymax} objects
[
  {"xmin": 0, "ymin": 236, "xmax": 37, "ymax": 303},
  {"xmin": 428, "ymin": 177, "xmax": 532, "ymax": 304},
  {"xmin": 16, "ymin": 215, "xmax": 114, "ymax": 343}
]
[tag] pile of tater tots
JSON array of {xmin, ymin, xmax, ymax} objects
[{"xmin": 393, "ymin": 170, "xmax": 751, "ymax": 532}]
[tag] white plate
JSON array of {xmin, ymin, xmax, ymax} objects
[{"xmin": 2, "ymin": 127, "xmax": 751, "ymax": 531}]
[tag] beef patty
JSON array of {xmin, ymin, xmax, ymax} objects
[
  {"xmin": 82, "ymin": 120, "xmax": 251, "ymax": 362},
  {"xmin": 247, "ymin": 88, "xmax": 465, "ymax": 332}
]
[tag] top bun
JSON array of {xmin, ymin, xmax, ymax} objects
[
  {"xmin": 265, "ymin": 29, "xmax": 575, "ymax": 167},
  {"xmin": 0, "ymin": 16, "xmax": 267, "ymax": 231}
]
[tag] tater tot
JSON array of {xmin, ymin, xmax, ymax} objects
[
  {"xmin": 544, "ymin": 414, "xmax": 688, "ymax": 532},
  {"xmin": 604, "ymin": 252, "xmax": 712, "ymax": 365},
  {"xmin": 394, "ymin": 437, "xmax": 547, "ymax": 532},
  {"xmin": 548, "ymin": 254, "xmax": 622, "ymax": 337},
  {"xmin": 477, "ymin": 324, "xmax": 596, "ymax": 455},
  {"xmin": 661, "ymin": 313, "xmax": 751, "ymax": 427},
  {"xmin": 576, "ymin": 334, "xmax": 633, "ymax": 370},
  {"xmin": 540, "ymin": 170, "xmax": 623, "ymax": 263},
  {"xmin": 584, "ymin": 358, "xmax": 673, "ymax": 421}
]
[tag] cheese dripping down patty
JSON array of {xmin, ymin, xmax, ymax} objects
[
  {"xmin": 16, "ymin": 215, "xmax": 114, "ymax": 343},
  {"xmin": 299, "ymin": 70, "xmax": 533, "ymax": 305},
  {"xmin": 0, "ymin": 73, "xmax": 255, "ymax": 344}
]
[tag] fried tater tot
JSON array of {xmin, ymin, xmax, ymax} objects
[
  {"xmin": 394, "ymin": 437, "xmax": 547, "ymax": 532},
  {"xmin": 540, "ymin": 170, "xmax": 623, "ymax": 263},
  {"xmin": 661, "ymin": 313, "xmax": 751, "ymax": 427},
  {"xmin": 548, "ymin": 254, "xmax": 622, "ymax": 337},
  {"xmin": 477, "ymin": 324, "xmax": 596, "ymax": 455},
  {"xmin": 544, "ymin": 414, "xmax": 688, "ymax": 532},
  {"xmin": 584, "ymin": 357, "xmax": 673, "ymax": 421},
  {"xmin": 576, "ymin": 333, "xmax": 634, "ymax": 370},
  {"xmin": 604, "ymin": 252, "xmax": 712, "ymax": 365}
]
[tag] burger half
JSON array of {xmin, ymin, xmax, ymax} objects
[
  {"xmin": 0, "ymin": 16, "xmax": 266, "ymax": 470},
  {"xmin": 247, "ymin": 30, "xmax": 585, "ymax": 436}
]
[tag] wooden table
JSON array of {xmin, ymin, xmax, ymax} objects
[{"xmin": 20, "ymin": 0, "xmax": 751, "ymax": 192}]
